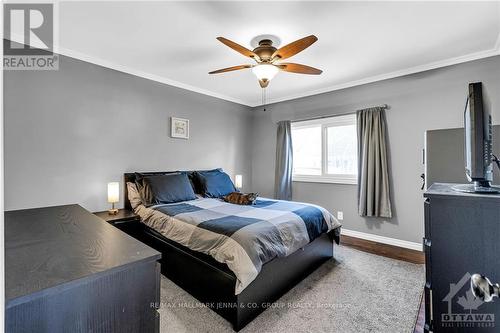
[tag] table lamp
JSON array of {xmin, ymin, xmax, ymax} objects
[
  {"xmin": 107, "ymin": 182, "xmax": 119, "ymax": 215},
  {"xmin": 235, "ymin": 174, "xmax": 243, "ymax": 190}
]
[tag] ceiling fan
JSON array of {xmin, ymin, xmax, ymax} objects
[{"xmin": 209, "ymin": 35, "xmax": 322, "ymax": 88}]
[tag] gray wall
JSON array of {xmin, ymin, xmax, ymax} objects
[
  {"xmin": 4, "ymin": 55, "xmax": 253, "ymax": 212},
  {"xmin": 5, "ymin": 51, "xmax": 500, "ymax": 245},
  {"xmin": 425, "ymin": 126, "xmax": 500, "ymax": 187},
  {"xmin": 250, "ymin": 55, "xmax": 500, "ymax": 244}
]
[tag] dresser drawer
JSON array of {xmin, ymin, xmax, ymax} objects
[{"xmin": 7, "ymin": 259, "xmax": 160, "ymax": 333}]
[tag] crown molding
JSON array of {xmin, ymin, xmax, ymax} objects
[
  {"xmin": 55, "ymin": 46, "xmax": 251, "ymax": 106},
  {"xmin": 5, "ymin": 33, "xmax": 250, "ymax": 107},
  {"xmin": 255, "ymin": 46, "xmax": 500, "ymax": 107},
  {"xmin": 56, "ymin": 43, "xmax": 500, "ymax": 108},
  {"xmin": 7, "ymin": 27, "xmax": 500, "ymax": 108}
]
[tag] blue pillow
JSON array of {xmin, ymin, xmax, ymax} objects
[
  {"xmin": 141, "ymin": 173, "xmax": 197, "ymax": 206},
  {"xmin": 195, "ymin": 169, "xmax": 237, "ymax": 198},
  {"xmin": 189, "ymin": 168, "xmax": 221, "ymax": 193}
]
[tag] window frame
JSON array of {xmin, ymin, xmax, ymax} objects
[{"xmin": 291, "ymin": 114, "xmax": 358, "ymax": 185}]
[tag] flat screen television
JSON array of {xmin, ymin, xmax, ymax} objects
[{"xmin": 454, "ymin": 82, "xmax": 499, "ymax": 193}]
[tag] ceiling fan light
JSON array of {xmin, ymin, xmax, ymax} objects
[{"xmin": 252, "ymin": 64, "xmax": 279, "ymax": 81}]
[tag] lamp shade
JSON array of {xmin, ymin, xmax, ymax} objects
[
  {"xmin": 235, "ymin": 175, "xmax": 243, "ymax": 189},
  {"xmin": 107, "ymin": 182, "xmax": 119, "ymax": 203},
  {"xmin": 252, "ymin": 64, "xmax": 279, "ymax": 81}
]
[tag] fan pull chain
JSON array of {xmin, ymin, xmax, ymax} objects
[{"xmin": 262, "ymin": 88, "xmax": 267, "ymax": 112}]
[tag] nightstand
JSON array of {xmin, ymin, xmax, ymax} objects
[{"xmin": 94, "ymin": 209, "xmax": 141, "ymax": 235}]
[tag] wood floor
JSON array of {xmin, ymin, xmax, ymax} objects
[
  {"xmin": 341, "ymin": 234, "xmax": 425, "ymax": 332},
  {"xmin": 341, "ymin": 234, "xmax": 425, "ymax": 264}
]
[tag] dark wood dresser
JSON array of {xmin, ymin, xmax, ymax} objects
[
  {"xmin": 5, "ymin": 204, "xmax": 161, "ymax": 333},
  {"xmin": 424, "ymin": 183, "xmax": 500, "ymax": 332}
]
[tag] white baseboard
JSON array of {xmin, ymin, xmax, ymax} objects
[{"xmin": 341, "ymin": 228, "xmax": 422, "ymax": 251}]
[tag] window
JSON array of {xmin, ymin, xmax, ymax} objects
[{"xmin": 291, "ymin": 114, "xmax": 357, "ymax": 184}]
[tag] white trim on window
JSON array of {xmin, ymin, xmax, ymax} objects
[
  {"xmin": 292, "ymin": 114, "xmax": 356, "ymax": 127},
  {"xmin": 291, "ymin": 114, "xmax": 358, "ymax": 185},
  {"xmin": 292, "ymin": 174, "xmax": 357, "ymax": 185}
]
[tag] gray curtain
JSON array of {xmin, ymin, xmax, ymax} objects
[
  {"xmin": 357, "ymin": 107, "xmax": 392, "ymax": 218},
  {"xmin": 275, "ymin": 121, "xmax": 293, "ymax": 200}
]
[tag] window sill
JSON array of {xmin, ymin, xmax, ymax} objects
[{"xmin": 292, "ymin": 175, "xmax": 357, "ymax": 185}]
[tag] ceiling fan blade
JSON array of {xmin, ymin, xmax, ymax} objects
[
  {"xmin": 271, "ymin": 35, "xmax": 318, "ymax": 60},
  {"xmin": 216, "ymin": 37, "xmax": 259, "ymax": 60},
  {"xmin": 208, "ymin": 64, "xmax": 253, "ymax": 74},
  {"xmin": 279, "ymin": 63, "xmax": 322, "ymax": 75}
]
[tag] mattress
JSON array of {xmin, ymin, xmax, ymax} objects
[{"xmin": 135, "ymin": 197, "xmax": 341, "ymax": 294}]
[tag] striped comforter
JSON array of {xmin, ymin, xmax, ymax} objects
[{"xmin": 135, "ymin": 197, "xmax": 341, "ymax": 294}]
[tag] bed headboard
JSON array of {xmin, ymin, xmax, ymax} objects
[{"xmin": 123, "ymin": 171, "xmax": 197, "ymax": 210}]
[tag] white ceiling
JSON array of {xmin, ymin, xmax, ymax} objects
[{"xmin": 56, "ymin": 1, "xmax": 500, "ymax": 106}]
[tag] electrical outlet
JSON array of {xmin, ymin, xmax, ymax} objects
[{"xmin": 337, "ymin": 211, "xmax": 344, "ymax": 220}]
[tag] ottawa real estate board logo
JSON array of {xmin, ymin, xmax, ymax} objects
[
  {"xmin": 442, "ymin": 272, "xmax": 495, "ymax": 329},
  {"xmin": 3, "ymin": 3, "xmax": 58, "ymax": 70}
]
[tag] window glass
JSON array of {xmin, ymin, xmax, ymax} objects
[
  {"xmin": 291, "ymin": 125, "xmax": 322, "ymax": 175},
  {"xmin": 327, "ymin": 124, "xmax": 357, "ymax": 175},
  {"xmin": 291, "ymin": 114, "xmax": 358, "ymax": 184}
]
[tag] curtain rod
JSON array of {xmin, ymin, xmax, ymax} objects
[{"xmin": 291, "ymin": 104, "xmax": 389, "ymax": 123}]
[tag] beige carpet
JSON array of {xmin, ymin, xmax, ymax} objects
[{"xmin": 158, "ymin": 245, "xmax": 425, "ymax": 333}]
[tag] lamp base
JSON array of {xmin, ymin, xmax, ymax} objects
[{"xmin": 108, "ymin": 208, "xmax": 118, "ymax": 215}]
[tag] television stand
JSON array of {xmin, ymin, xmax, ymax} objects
[{"xmin": 452, "ymin": 182, "xmax": 500, "ymax": 194}]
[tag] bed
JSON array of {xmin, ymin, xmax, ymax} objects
[{"xmin": 124, "ymin": 171, "xmax": 341, "ymax": 331}]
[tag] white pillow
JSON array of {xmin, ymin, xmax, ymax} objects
[{"xmin": 127, "ymin": 182, "xmax": 142, "ymax": 209}]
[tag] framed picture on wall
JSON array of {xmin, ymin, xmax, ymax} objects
[{"xmin": 170, "ymin": 117, "xmax": 189, "ymax": 139}]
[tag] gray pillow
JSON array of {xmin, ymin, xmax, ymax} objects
[{"xmin": 126, "ymin": 182, "xmax": 142, "ymax": 209}]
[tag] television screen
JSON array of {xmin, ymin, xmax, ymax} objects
[
  {"xmin": 454, "ymin": 82, "xmax": 498, "ymax": 193},
  {"xmin": 464, "ymin": 96, "xmax": 472, "ymax": 181}
]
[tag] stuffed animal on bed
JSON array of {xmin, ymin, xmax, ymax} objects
[{"xmin": 223, "ymin": 192, "xmax": 259, "ymax": 205}]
